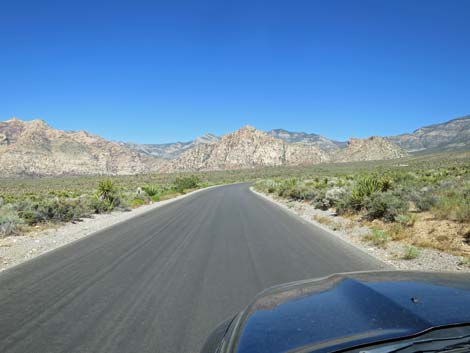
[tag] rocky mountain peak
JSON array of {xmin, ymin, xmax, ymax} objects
[
  {"xmin": 0, "ymin": 117, "xmax": 164, "ymax": 177},
  {"xmin": 163, "ymin": 125, "xmax": 330, "ymax": 172},
  {"xmin": 335, "ymin": 135, "xmax": 408, "ymax": 162},
  {"xmin": 6, "ymin": 117, "xmax": 22, "ymax": 123},
  {"xmin": 239, "ymin": 124, "xmax": 256, "ymax": 131},
  {"xmin": 193, "ymin": 133, "xmax": 219, "ymax": 145}
]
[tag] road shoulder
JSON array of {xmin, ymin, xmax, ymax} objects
[
  {"xmin": 250, "ymin": 187, "xmax": 470, "ymax": 273},
  {"xmin": 0, "ymin": 185, "xmax": 221, "ymax": 273}
]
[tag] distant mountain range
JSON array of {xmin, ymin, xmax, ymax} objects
[
  {"xmin": 267, "ymin": 129, "xmax": 347, "ymax": 151},
  {"xmin": 127, "ymin": 115, "xmax": 470, "ymax": 159},
  {"xmin": 161, "ymin": 126, "xmax": 405, "ymax": 172},
  {"xmin": 0, "ymin": 115, "xmax": 468, "ymax": 177},
  {"xmin": 386, "ymin": 115, "xmax": 470, "ymax": 153},
  {"xmin": 125, "ymin": 133, "xmax": 219, "ymax": 159}
]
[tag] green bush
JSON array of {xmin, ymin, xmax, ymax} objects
[
  {"xmin": 403, "ymin": 245, "xmax": 420, "ymax": 260},
  {"xmin": 350, "ymin": 174, "xmax": 391, "ymax": 210},
  {"xmin": 95, "ymin": 179, "xmax": 121, "ymax": 212},
  {"xmin": 312, "ymin": 189, "xmax": 328, "ymax": 210},
  {"xmin": 142, "ymin": 185, "xmax": 160, "ymax": 197},
  {"xmin": 395, "ymin": 213, "xmax": 417, "ymax": 227},
  {"xmin": 364, "ymin": 228, "xmax": 389, "ymax": 248},
  {"xmin": 276, "ymin": 178, "xmax": 298, "ymax": 197},
  {"xmin": 90, "ymin": 197, "xmax": 114, "ymax": 214},
  {"xmin": 411, "ymin": 190, "xmax": 438, "ymax": 211},
  {"xmin": 129, "ymin": 198, "xmax": 145, "ymax": 208},
  {"xmin": 364, "ymin": 192, "xmax": 408, "ymax": 222},
  {"xmin": 174, "ymin": 175, "xmax": 200, "ymax": 192},
  {"xmin": 0, "ymin": 208, "xmax": 22, "ymax": 237},
  {"xmin": 16, "ymin": 197, "xmax": 92, "ymax": 225},
  {"xmin": 261, "ymin": 179, "xmax": 277, "ymax": 193},
  {"xmin": 311, "ymin": 187, "xmax": 347, "ymax": 210},
  {"xmin": 433, "ymin": 194, "xmax": 470, "ymax": 223},
  {"xmin": 97, "ymin": 179, "xmax": 116, "ymax": 201},
  {"xmin": 283, "ymin": 184, "xmax": 312, "ymax": 200},
  {"xmin": 458, "ymin": 257, "xmax": 470, "ymax": 267}
]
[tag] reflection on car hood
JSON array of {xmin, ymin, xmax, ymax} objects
[{"xmin": 232, "ymin": 271, "xmax": 470, "ymax": 353}]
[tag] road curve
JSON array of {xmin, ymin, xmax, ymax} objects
[{"xmin": 0, "ymin": 183, "xmax": 385, "ymax": 353}]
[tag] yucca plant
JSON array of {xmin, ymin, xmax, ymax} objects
[
  {"xmin": 142, "ymin": 185, "xmax": 160, "ymax": 197},
  {"xmin": 97, "ymin": 179, "xmax": 116, "ymax": 202},
  {"xmin": 350, "ymin": 174, "xmax": 390, "ymax": 209}
]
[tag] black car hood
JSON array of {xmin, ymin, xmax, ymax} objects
[{"xmin": 229, "ymin": 271, "xmax": 470, "ymax": 353}]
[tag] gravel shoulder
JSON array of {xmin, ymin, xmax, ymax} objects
[
  {"xmin": 0, "ymin": 185, "xmax": 220, "ymax": 272},
  {"xmin": 251, "ymin": 187, "xmax": 470, "ymax": 273}
]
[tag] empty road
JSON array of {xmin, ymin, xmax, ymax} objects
[{"xmin": 0, "ymin": 183, "xmax": 385, "ymax": 353}]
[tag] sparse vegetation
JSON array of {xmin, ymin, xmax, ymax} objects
[
  {"xmin": 403, "ymin": 245, "xmax": 420, "ymax": 260},
  {"xmin": 0, "ymin": 173, "xmax": 213, "ymax": 234},
  {"xmin": 458, "ymin": 256, "xmax": 470, "ymax": 268},
  {"xmin": 174, "ymin": 175, "xmax": 200, "ymax": 192},
  {"xmin": 364, "ymin": 229, "xmax": 389, "ymax": 248},
  {"xmin": 142, "ymin": 185, "xmax": 160, "ymax": 197},
  {"xmin": 254, "ymin": 151, "xmax": 470, "ymax": 257}
]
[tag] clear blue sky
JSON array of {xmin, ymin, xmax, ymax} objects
[{"xmin": 1, "ymin": 0, "xmax": 469, "ymax": 143}]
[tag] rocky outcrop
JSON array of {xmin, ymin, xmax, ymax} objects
[
  {"xmin": 126, "ymin": 133, "xmax": 219, "ymax": 159},
  {"xmin": 0, "ymin": 118, "xmax": 164, "ymax": 177},
  {"xmin": 334, "ymin": 136, "xmax": 408, "ymax": 162},
  {"xmin": 387, "ymin": 115, "xmax": 470, "ymax": 153},
  {"xmin": 268, "ymin": 129, "xmax": 346, "ymax": 151},
  {"xmin": 164, "ymin": 126, "xmax": 330, "ymax": 171}
]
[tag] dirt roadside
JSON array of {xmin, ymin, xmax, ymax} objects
[
  {"xmin": 0, "ymin": 185, "xmax": 221, "ymax": 272},
  {"xmin": 251, "ymin": 187, "xmax": 470, "ymax": 273}
]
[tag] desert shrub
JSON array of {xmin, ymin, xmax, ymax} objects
[
  {"xmin": 97, "ymin": 179, "xmax": 117, "ymax": 202},
  {"xmin": 364, "ymin": 228, "xmax": 389, "ymax": 248},
  {"xmin": 142, "ymin": 185, "xmax": 160, "ymax": 197},
  {"xmin": 410, "ymin": 190, "xmax": 438, "ymax": 212},
  {"xmin": 90, "ymin": 197, "xmax": 113, "ymax": 214},
  {"xmin": 262, "ymin": 179, "xmax": 277, "ymax": 193},
  {"xmin": 325, "ymin": 187, "xmax": 348, "ymax": 206},
  {"xmin": 433, "ymin": 191, "xmax": 470, "ymax": 223},
  {"xmin": 350, "ymin": 174, "xmax": 391, "ymax": 210},
  {"xmin": 458, "ymin": 257, "xmax": 470, "ymax": 268},
  {"xmin": 395, "ymin": 213, "xmax": 417, "ymax": 227},
  {"xmin": 94, "ymin": 179, "xmax": 121, "ymax": 211},
  {"xmin": 364, "ymin": 192, "xmax": 408, "ymax": 222},
  {"xmin": 276, "ymin": 178, "xmax": 298, "ymax": 197},
  {"xmin": 283, "ymin": 183, "xmax": 314, "ymax": 201},
  {"xmin": 0, "ymin": 194, "xmax": 17, "ymax": 204},
  {"xmin": 335, "ymin": 197, "xmax": 353, "ymax": 215},
  {"xmin": 16, "ymin": 197, "xmax": 92, "ymax": 225},
  {"xmin": 403, "ymin": 245, "xmax": 420, "ymax": 260},
  {"xmin": 0, "ymin": 208, "xmax": 22, "ymax": 237},
  {"xmin": 389, "ymin": 223, "xmax": 407, "ymax": 241},
  {"xmin": 312, "ymin": 189, "xmax": 328, "ymax": 210},
  {"xmin": 174, "ymin": 175, "xmax": 200, "ymax": 192},
  {"xmin": 312, "ymin": 187, "xmax": 348, "ymax": 210},
  {"xmin": 129, "ymin": 198, "xmax": 145, "ymax": 208}
]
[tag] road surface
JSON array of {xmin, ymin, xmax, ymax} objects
[{"xmin": 0, "ymin": 183, "xmax": 385, "ymax": 353}]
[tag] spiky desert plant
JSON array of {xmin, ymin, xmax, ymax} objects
[
  {"xmin": 142, "ymin": 185, "xmax": 160, "ymax": 197},
  {"xmin": 97, "ymin": 179, "xmax": 116, "ymax": 202}
]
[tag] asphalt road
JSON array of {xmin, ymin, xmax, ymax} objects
[{"xmin": 0, "ymin": 183, "xmax": 385, "ymax": 353}]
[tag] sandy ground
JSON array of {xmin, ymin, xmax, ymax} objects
[
  {"xmin": 251, "ymin": 188, "xmax": 470, "ymax": 273},
  {"xmin": 0, "ymin": 186, "xmax": 220, "ymax": 272}
]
